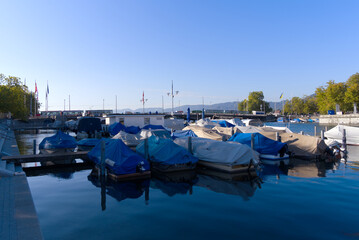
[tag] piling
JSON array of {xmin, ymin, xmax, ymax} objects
[
  {"xmin": 321, "ymin": 130, "xmax": 324, "ymax": 140},
  {"xmin": 100, "ymin": 140, "xmax": 106, "ymax": 176},
  {"xmin": 188, "ymin": 137, "xmax": 193, "ymax": 154},
  {"xmin": 275, "ymin": 132, "xmax": 281, "ymax": 142},
  {"xmin": 314, "ymin": 126, "xmax": 317, "ymax": 137},
  {"xmin": 33, "ymin": 139, "xmax": 36, "ymax": 155},
  {"xmin": 325, "ymin": 126, "xmax": 328, "ymax": 132},
  {"xmin": 300, "ymin": 131, "xmax": 304, "ymax": 135},
  {"xmin": 342, "ymin": 129, "xmax": 348, "ymax": 163},
  {"xmin": 144, "ymin": 138, "xmax": 149, "ymax": 160},
  {"xmin": 251, "ymin": 134, "xmax": 254, "ymax": 149}
]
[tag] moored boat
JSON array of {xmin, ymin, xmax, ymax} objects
[
  {"xmin": 39, "ymin": 131, "xmax": 78, "ymax": 154},
  {"xmin": 174, "ymin": 137, "xmax": 259, "ymax": 173},
  {"xmin": 324, "ymin": 124, "xmax": 359, "ymax": 145}
]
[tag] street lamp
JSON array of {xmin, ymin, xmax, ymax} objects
[{"xmin": 167, "ymin": 80, "xmax": 179, "ymax": 115}]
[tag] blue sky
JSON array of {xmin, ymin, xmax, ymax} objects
[{"xmin": 1, "ymin": 0, "xmax": 358, "ymax": 111}]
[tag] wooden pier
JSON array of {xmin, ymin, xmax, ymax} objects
[{"xmin": 2, "ymin": 151, "xmax": 90, "ymax": 164}]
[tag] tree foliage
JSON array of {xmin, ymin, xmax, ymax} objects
[
  {"xmin": 0, "ymin": 74, "xmax": 39, "ymax": 120},
  {"xmin": 238, "ymin": 91, "xmax": 272, "ymax": 113}
]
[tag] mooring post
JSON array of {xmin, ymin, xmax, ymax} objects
[
  {"xmin": 275, "ymin": 132, "xmax": 281, "ymax": 142},
  {"xmin": 100, "ymin": 140, "xmax": 106, "ymax": 176},
  {"xmin": 251, "ymin": 134, "xmax": 254, "ymax": 149},
  {"xmin": 231, "ymin": 128, "xmax": 234, "ymax": 136},
  {"xmin": 33, "ymin": 139, "xmax": 36, "ymax": 155},
  {"xmin": 314, "ymin": 126, "xmax": 317, "ymax": 137},
  {"xmin": 144, "ymin": 138, "xmax": 149, "ymax": 160},
  {"xmin": 300, "ymin": 131, "xmax": 304, "ymax": 135},
  {"xmin": 321, "ymin": 130, "xmax": 324, "ymax": 140},
  {"xmin": 325, "ymin": 126, "xmax": 328, "ymax": 132},
  {"xmin": 342, "ymin": 128, "xmax": 348, "ymax": 163},
  {"xmin": 188, "ymin": 136, "xmax": 193, "ymax": 154}
]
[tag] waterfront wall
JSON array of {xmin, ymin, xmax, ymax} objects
[{"xmin": 319, "ymin": 114, "xmax": 359, "ymax": 125}]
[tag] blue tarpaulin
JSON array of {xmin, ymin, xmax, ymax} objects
[
  {"xmin": 171, "ymin": 130, "xmax": 198, "ymax": 139},
  {"xmin": 109, "ymin": 122, "xmax": 141, "ymax": 136},
  {"xmin": 77, "ymin": 138, "xmax": 101, "ymax": 147},
  {"xmin": 142, "ymin": 124, "xmax": 166, "ymax": 130},
  {"xmin": 39, "ymin": 131, "xmax": 77, "ymax": 150},
  {"xmin": 211, "ymin": 120, "xmax": 235, "ymax": 128},
  {"xmin": 136, "ymin": 136, "xmax": 198, "ymax": 165},
  {"xmin": 88, "ymin": 138, "xmax": 150, "ymax": 175},
  {"xmin": 228, "ymin": 132, "xmax": 287, "ymax": 156}
]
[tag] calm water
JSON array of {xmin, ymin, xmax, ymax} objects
[{"xmin": 15, "ymin": 126, "xmax": 359, "ymax": 240}]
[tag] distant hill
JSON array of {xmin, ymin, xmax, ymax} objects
[
  {"xmin": 116, "ymin": 101, "xmax": 240, "ymax": 113},
  {"xmin": 115, "ymin": 100, "xmax": 289, "ymax": 114}
]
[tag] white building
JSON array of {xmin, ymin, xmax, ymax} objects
[{"xmin": 105, "ymin": 114, "xmax": 165, "ymax": 128}]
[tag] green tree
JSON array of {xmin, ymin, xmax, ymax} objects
[
  {"xmin": 303, "ymin": 96, "xmax": 318, "ymax": 114},
  {"xmin": 291, "ymin": 97, "xmax": 304, "ymax": 114},
  {"xmin": 345, "ymin": 73, "xmax": 359, "ymax": 108},
  {"xmin": 283, "ymin": 100, "xmax": 292, "ymax": 115},
  {"xmin": 0, "ymin": 74, "xmax": 39, "ymax": 119},
  {"xmin": 315, "ymin": 80, "xmax": 349, "ymax": 114},
  {"xmin": 246, "ymin": 91, "xmax": 272, "ymax": 113}
]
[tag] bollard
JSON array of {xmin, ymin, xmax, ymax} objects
[
  {"xmin": 100, "ymin": 140, "xmax": 106, "ymax": 176},
  {"xmin": 314, "ymin": 126, "xmax": 317, "ymax": 137},
  {"xmin": 321, "ymin": 130, "xmax": 324, "ymax": 140},
  {"xmin": 231, "ymin": 128, "xmax": 234, "ymax": 136},
  {"xmin": 33, "ymin": 139, "xmax": 36, "ymax": 155},
  {"xmin": 325, "ymin": 126, "xmax": 328, "ymax": 132},
  {"xmin": 188, "ymin": 137, "xmax": 193, "ymax": 154},
  {"xmin": 251, "ymin": 134, "xmax": 254, "ymax": 149},
  {"xmin": 144, "ymin": 138, "xmax": 149, "ymax": 160},
  {"xmin": 300, "ymin": 131, "xmax": 304, "ymax": 135}
]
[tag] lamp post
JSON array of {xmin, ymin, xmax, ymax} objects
[{"xmin": 167, "ymin": 80, "xmax": 179, "ymax": 115}]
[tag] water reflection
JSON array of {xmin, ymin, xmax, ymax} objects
[
  {"xmin": 195, "ymin": 168, "xmax": 260, "ymax": 201},
  {"xmin": 260, "ymin": 158, "xmax": 341, "ymax": 179},
  {"xmin": 151, "ymin": 170, "xmax": 197, "ymax": 197},
  {"xmin": 87, "ymin": 173, "xmax": 150, "ymax": 210}
]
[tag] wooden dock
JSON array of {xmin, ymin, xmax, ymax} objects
[{"xmin": 2, "ymin": 151, "xmax": 89, "ymax": 164}]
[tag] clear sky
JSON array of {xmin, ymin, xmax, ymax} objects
[{"xmin": 1, "ymin": 0, "xmax": 359, "ymax": 111}]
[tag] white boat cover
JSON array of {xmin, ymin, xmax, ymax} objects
[
  {"xmin": 260, "ymin": 132, "xmax": 329, "ymax": 159},
  {"xmin": 260, "ymin": 126, "xmax": 293, "ymax": 133},
  {"xmin": 190, "ymin": 118, "xmax": 219, "ymax": 128},
  {"xmin": 242, "ymin": 119, "xmax": 263, "ymax": 127},
  {"xmin": 112, "ymin": 129, "xmax": 153, "ymax": 147},
  {"xmin": 174, "ymin": 137, "xmax": 259, "ymax": 165},
  {"xmin": 226, "ymin": 118, "xmax": 245, "ymax": 127},
  {"xmin": 324, "ymin": 125, "xmax": 359, "ymax": 145},
  {"xmin": 183, "ymin": 125, "xmax": 225, "ymax": 141},
  {"xmin": 236, "ymin": 126, "xmax": 261, "ymax": 133}
]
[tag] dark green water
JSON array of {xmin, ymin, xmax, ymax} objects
[{"xmin": 15, "ymin": 126, "xmax": 359, "ymax": 240}]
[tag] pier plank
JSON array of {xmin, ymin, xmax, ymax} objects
[{"xmin": 2, "ymin": 151, "xmax": 89, "ymax": 164}]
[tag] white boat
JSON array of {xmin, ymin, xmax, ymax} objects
[
  {"xmin": 324, "ymin": 125, "xmax": 359, "ymax": 145},
  {"xmin": 174, "ymin": 137, "xmax": 259, "ymax": 173}
]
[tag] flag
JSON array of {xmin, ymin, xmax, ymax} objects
[
  {"xmin": 35, "ymin": 82, "xmax": 38, "ymax": 94},
  {"xmin": 279, "ymin": 92, "xmax": 283, "ymax": 99}
]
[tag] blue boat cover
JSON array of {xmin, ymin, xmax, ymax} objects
[
  {"xmin": 108, "ymin": 122, "xmax": 126, "ymax": 136},
  {"xmin": 88, "ymin": 138, "xmax": 150, "ymax": 175},
  {"xmin": 136, "ymin": 136, "xmax": 198, "ymax": 165},
  {"xmin": 171, "ymin": 130, "xmax": 198, "ymax": 139},
  {"xmin": 109, "ymin": 122, "xmax": 141, "ymax": 136},
  {"xmin": 142, "ymin": 124, "xmax": 166, "ymax": 130},
  {"xmin": 126, "ymin": 126, "xmax": 141, "ymax": 134},
  {"xmin": 211, "ymin": 120, "xmax": 235, "ymax": 128},
  {"xmin": 77, "ymin": 138, "xmax": 101, "ymax": 147},
  {"xmin": 77, "ymin": 117, "xmax": 102, "ymax": 133},
  {"xmin": 39, "ymin": 131, "xmax": 77, "ymax": 150},
  {"xmin": 228, "ymin": 133, "xmax": 287, "ymax": 155}
]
